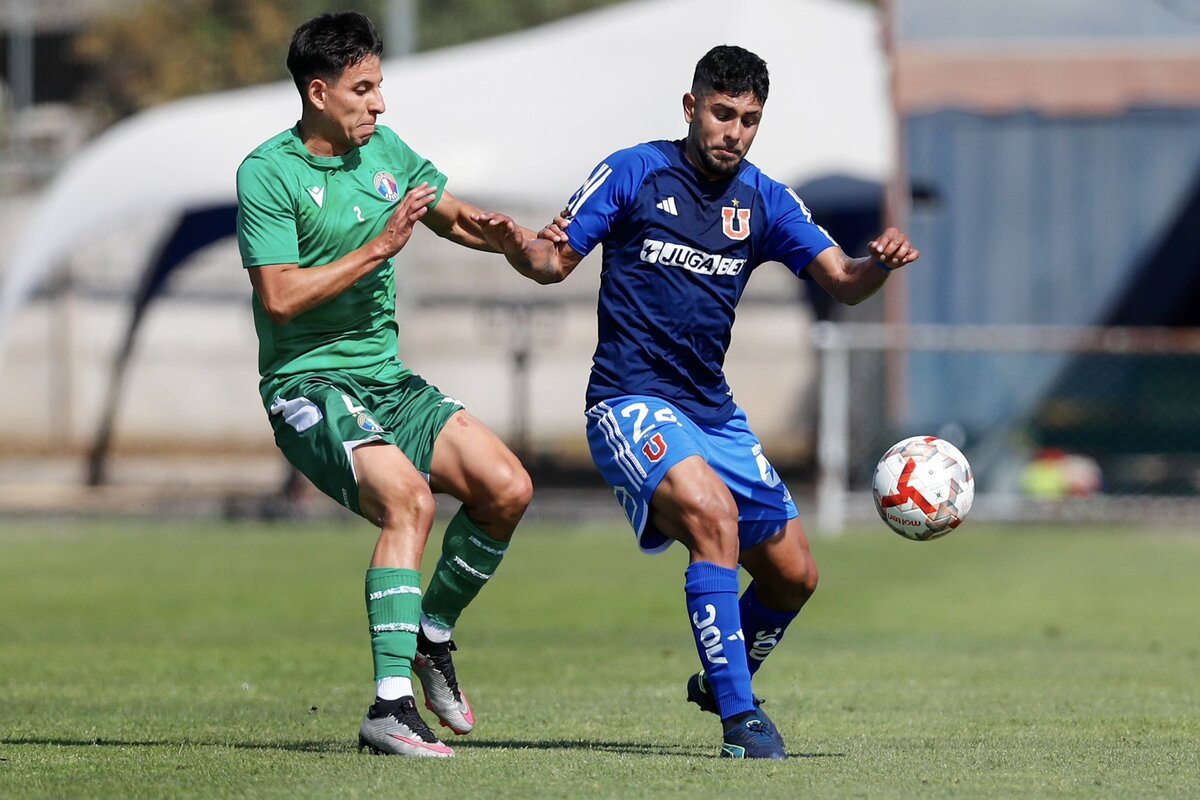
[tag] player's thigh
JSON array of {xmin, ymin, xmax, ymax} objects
[
  {"xmin": 352, "ymin": 440, "xmax": 437, "ymax": 530},
  {"xmin": 700, "ymin": 407, "xmax": 798, "ymax": 543},
  {"xmin": 650, "ymin": 455, "xmax": 741, "ymax": 563},
  {"xmin": 428, "ymin": 410, "xmax": 531, "ymax": 515},
  {"xmin": 585, "ymin": 396, "xmax": 735, "ymax": 556},
  {"xmin": 372, "ymin": 372, "xmax": 463, "ymax": 477},
  {"xmin": 739, "ymin": 517, "xmax": 819, "ymax": 609}
]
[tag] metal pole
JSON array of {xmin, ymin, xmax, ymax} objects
[
  {"xmin": 881, "ymin": 0, "xmax": 911, "ymax": 431},
  {"xmin": 384, "ymin": 0, "xmax": 417, "ymax": 57},
  {"xmin": 7, "ymin": 0, "xmax": 34, "ymax": 111},
  {"xmin": 7, "ymin": 0, "xmax": 35, "ymax": 170},
  {"xmin": 50, "ymin": 256, "xmax": 77, "ymax": 446},
  {"xmin": 813, "ymin": 322, "xmax": 850, "ymax": 535},
  {"xmin": 510, "ymin": 303, "xmax": 532, "ymax": 461}
]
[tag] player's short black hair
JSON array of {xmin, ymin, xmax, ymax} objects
[
  {"xmin": 286, "ymin": 11, "xmax": 383, "ymax": 96},
  {"xmin": 691, "ymin": 45, "xmax": 769, "ymax": 104}
]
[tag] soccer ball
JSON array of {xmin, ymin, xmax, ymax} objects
[{"xmin": 872, "ymin": 436, "xmax": 974, "ymax": 540}]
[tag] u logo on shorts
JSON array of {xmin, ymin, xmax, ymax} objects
[{"xmin": 642, "ymin": 432, "xmax": 668, "ymax": 462}]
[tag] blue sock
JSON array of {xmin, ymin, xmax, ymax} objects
[
  {"xmin": 684, "ymin": 562, "xmax": 755, "ymax": 720},
  {"xmin": 739, "ymin": 581, "xmax": 800, "ymax": 676}
]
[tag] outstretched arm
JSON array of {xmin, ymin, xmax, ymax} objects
[
  {"xmin": 806, "ymin": 227, "xmax": 919, "ymax": 306},
  {"xmin": 420, "ymin": 187, "xmax": 542, "ymax": 252},
  {"xmin": 472, "ymin": 211, "xmax": 584, "ymax": 285}
]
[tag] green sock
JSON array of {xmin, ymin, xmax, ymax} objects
[
  {"xmin": 365, "ymin": 567, "xmax": 422, "ymax": 681},
  {"xmin": 422, "ymin": 508, "xmax": 510, "ymax": 630}
]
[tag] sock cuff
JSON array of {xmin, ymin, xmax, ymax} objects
[
  {"xmin": 684, "ymin": 561, "xmax": 740, "ymax": 595},
  {"xmin": 366, "ymin": 567, "xmax": 421, "ymax": 594},
  {"xmin": 448, "ymin": 508, "xmax": 510, "ymax": 553}
]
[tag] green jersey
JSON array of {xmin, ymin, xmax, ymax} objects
[{"xmin": 235, "ymin": 124, "xmax": 447, "ymax": 400}]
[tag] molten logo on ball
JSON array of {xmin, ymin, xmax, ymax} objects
[{"xmin": 872, "ymin": 436, "xmax": 974, "ymax": 540}]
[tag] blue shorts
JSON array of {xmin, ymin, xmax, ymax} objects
[{"xmin": 585, "ymin": 395, "xmax": 798, "ymax": 554}]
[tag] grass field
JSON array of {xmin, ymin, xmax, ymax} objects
[{"xmin": 1, "ymin": 514, "xmax": 1197, "ymax": 798}]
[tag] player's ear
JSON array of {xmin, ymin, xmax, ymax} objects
[
  {"xmin": 307, "ymin": 78, "xmax": 328, "ymax": 111},
  {"xmin": 682, "ymin": 92, "xmax": 696, "ymax": 123}
]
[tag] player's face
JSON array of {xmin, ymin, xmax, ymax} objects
[
  {"xmin": 311, "ymin": 55, "xmax": 386, "ymax": 154},
  {"xmin": 683, "ymin": 91, "xmax": 763, "ymax": 180}
]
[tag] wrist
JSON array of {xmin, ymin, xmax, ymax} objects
[{"xmin": 367, "ymin": 238, "xmax": 394, "ymax": 264}]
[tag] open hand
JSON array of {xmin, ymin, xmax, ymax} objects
[
  {"xmin": 378, "ymin": 183, "xmax": 437, "ymax": 257},
  {"xmin": 471, "ymin": 211, "xmax": 525, "ymax": 254}
]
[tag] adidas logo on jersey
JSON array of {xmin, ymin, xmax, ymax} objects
[{"xmin": 655, "ymin": 197, "xmax": 678, "ymax": 215}]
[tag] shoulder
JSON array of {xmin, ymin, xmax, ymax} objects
[
  {"xmin": 237, "ymin": 131, "xmax": 304, "ymax": 210},
  {"xmin": 372, "ymin": 124, "xmax": 403, "ymax": 147},
  {"xmin": 733, "ymin": 159, "xmax": 777, "ymax": 196},
  {"xmin": 238, "ymin": 129, "xmax": 299, "ymax": 182},
  {"xmin": 366, "ymin": 125, "xmax": 438, "ymax": 175},
  {"xmin": 240, "ymin": 128, "xmax": 296, "ymax": 167},
  {"xmin": 604, "ymin": 140, "xmax": 675, "ymax": 176},
  {"xmin": 370, "ymin": 124, "xmax": 419, "ymax": 157},
  {"xmin": 575, "ymin": 141, "xmax": 674, "ymax": 200},
  {"xmin": 736, "ymin": 161, "xmax": 808, "ymax": 215},
  {"xmin": 736, "ymin": 164, "xmax": 838, "ymax": 254}
]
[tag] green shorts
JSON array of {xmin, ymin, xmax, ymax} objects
[{"xmin": 265, "ymin": 369, "xmax": 464, "ymax": 515}]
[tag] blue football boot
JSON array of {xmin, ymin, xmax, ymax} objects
[{"xmin": 719, "ymin": 708, "xmax": 787, "ymax": 760}]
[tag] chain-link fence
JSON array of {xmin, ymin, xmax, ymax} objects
[{"xmin": 812, "ymin": 322, "xmax": 1200, "ymax": 533}]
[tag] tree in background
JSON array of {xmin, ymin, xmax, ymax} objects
[
  {"xmin": 418, "ymin": 0, "xmax": 622, "ymax": 50},
  {"xmin": 73, "ymin": 0, "xmax": 358, "ymax": 124},
  {"xmin": 73, "ymin": 0, "xmax": 621, "ymax": 126}
]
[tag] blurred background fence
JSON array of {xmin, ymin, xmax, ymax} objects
[{"xmin": 812, "ymin": 323, "xmax": 1200, "ymax": 533}]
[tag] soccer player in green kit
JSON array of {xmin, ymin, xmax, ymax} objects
[{"xmin": 236, "ymin": 12, "xmax": 534, "ymax": 758}]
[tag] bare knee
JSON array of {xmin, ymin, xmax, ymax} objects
[
  {"xmin": 795, "ymin": 554, "xmax": 819, "ymax": 597},
  {"xmin": 486, "ymin": 461, "xmax": 532, "ymax": 518},
  {"xmin": 463, "ymin": 461, "xmax": 532, "ymax": 541},
  {"xmin": 355, "ymin": 445, "xmax": 436, "ymax": 529},
  {"xmin": 374, "ymin": 483, "xmax": 438, "ymax": 532},
  {"xmin": 742, "ymin": 522, "xmax": 820, "ymax": 611},
  {"xmin": 691, "ymin": 525, "xmax": 740, "ymax": 567},
  {"xmin": 656, "ymin": 484, "xmax": 741, "ymax": 566},
  {"xmin": 364, "ymin": 478, "xmax": 438, "ymax": 569},
  {"xmin": 758, "ymin": 553, "xmax": 818, "ymax": 611},
  {"xmin": 491, "ymin": 462, "xmax": 533, "ymax": 521}
]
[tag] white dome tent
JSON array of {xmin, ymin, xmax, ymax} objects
[{"xmin": 0, "ymin": 0, "xmax": 890, "ymax": 489}]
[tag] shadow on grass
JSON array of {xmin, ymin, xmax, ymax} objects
[
  {"xmin": 1, "ymin": 737, "xmax": 342, "ymax": 754},
  {"xmin": 465, "ymin": 739, "xmax": 844, "ymax": 759},
  {"xmin": 2, "ymin": 736, "xmax": 844, "ymax": 760}
]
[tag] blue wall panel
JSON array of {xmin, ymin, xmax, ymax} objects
[{"xmin": 901, "ymin": 109, "xmax": 1200, "ymax": 445}]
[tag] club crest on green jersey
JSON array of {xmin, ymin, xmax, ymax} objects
[
  {"xmin": 374, "ymin": 172, "xmax": 400, "ymax": 201},
  {"xmin": 356, "ymin": 412, "xmax": 386, "ymax": 433}
]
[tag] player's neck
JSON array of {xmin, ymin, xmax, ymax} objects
[
  {"xmin": 297, "ymin": 114, "xmax": 351, "ymax": 158},
  {"xmin": 683, "ymin": 143, "xmax": 735, "ymax": 183}
]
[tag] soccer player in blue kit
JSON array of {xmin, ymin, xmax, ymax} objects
[{"xmin": 474, "ymin": 45, "xmax": 919, "ymax": 759}]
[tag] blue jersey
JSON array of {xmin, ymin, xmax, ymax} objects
[{"xmin": 563, "ymin": 139, "xmax": 837, "ymax": 426}]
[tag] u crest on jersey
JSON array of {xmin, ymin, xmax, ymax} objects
[{"xmin": 721, "ymin": 206, "xmax": 751, "ymax": 240}]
